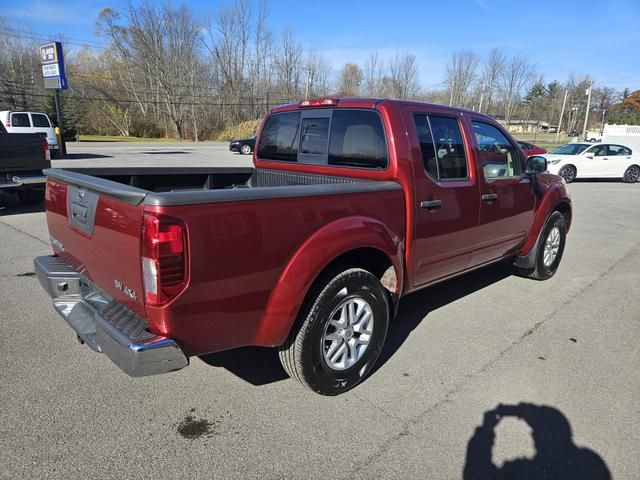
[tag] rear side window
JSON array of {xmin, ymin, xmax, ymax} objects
[
  {"xmin": 413, "ymin": 114, "xmax": 468, "ymax": 180},
  {"xmin": 473, "ymin": 121, "xmax": 524, "ymax": 178},
  {"xmin": 31, "ymin": 114, "xmax": 51, "ymax": 127},
  {"xmin": 328, "ymin": 110, "xmax": 387, "ymax": 169},
  {"xmin": 11, "ymin": 113, "xmax": 31, "ymax": 127},
  {"xmin": 257, "ymin": 111, "xmax": 301, "ymax": 161}
]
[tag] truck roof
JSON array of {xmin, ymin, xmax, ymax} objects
[{"xmin": 269, "ymin": 98, "xmax": 494, "ymax": 121}]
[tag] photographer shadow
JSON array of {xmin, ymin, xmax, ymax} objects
[{"xmin": 463, "ymin": 403, "xmax": 611, "ymax": 480}]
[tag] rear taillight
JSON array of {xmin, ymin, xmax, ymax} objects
[
  {"xmin": 5, "ymin": 117, "xmax": 10, "ymax": 127},
  {"xmin": 42, "ymin": 139, "xmax": 51, "ymax": 164},
  {"xmin": 141, "ymin": 213, "xmax": 188, "ymax": 306}
]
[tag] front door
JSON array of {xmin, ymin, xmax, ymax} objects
[
  {"xmin": 469, "ymin": 119, "xmax": 536, "ymax": 266},
  {"xmin": 403, "ymin": 107, "xmax": 480, "ymax": 287}
]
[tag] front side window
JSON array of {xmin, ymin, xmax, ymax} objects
[
  {"xmin": 257, "ymin": 112, "xmax": 301, "ymax": 161},
  {"xmin": 472, "ymin": 121, "xmax": 523, "ymax": 179},
  {"xmin": 413, "ymin": 114, "xmax": 468, "ymax": 180},
  {"xmin": 31, "ymin": 114, "xmax": 51, "ymax": 127},
  {"xmin": 585, "ymin": 145, "xmax": 607, "ymax": 156},
  {"xmin": 11, "ymin": 113, "xmax": 31, "ymax": 127}
]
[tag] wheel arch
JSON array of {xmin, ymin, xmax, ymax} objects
[{"xmin": 252, "ymin": 215, "xmax": 404, "ymax": 347}]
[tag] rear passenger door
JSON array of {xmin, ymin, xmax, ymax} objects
[
  {"xmin": 470, "ymin": 119, "xmax": 535, "ymax": 265},
  {"xmin": 404, "ymin": 107, "xmax": 480, "ymax": 287}
]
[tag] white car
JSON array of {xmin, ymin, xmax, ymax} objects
[
  {"xmin": 545, "ymin": 142, "xmax": 640, "ymax": 184},
  {"xmin": 0, "ymin": 111, "xmax": 59, "ymax": 156}
]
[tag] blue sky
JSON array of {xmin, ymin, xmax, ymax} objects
[{"xmin": 3, "ymin": 0, "xmax": 638, "ymax": 91}]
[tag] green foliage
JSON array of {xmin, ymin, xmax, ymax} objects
[{"xmin": 41, "ymin": 91, "xmax": 84, "ymax": 141}]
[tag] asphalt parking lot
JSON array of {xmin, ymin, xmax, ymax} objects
[{"xmin": 1, "ymin": 145, "xmax": 638, "ymax": 479}]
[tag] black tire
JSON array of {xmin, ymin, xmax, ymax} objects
[
  {"xmin": 558, "ymin": 165, "xmax": 576, "ymax": 183},
  {"xmin": 17, "ymin": 188, "xmax": 45, "ymax": 206},
  {"xmin": 518, "ymin": 211, "xmax": 567, "ymax": 281},
  {"xmin": 279, "ymin": 268, "xmax": 390, "ymax": 395},
  {"xmin": 240, "ymin": 144, "xmax": 252, "ymax": 155},
  {"xmin": 622, "ymin": 165, "xmax": 640, "ymax": 183}
]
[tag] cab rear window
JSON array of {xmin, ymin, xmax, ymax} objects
[{"xmin": 257, "ymin": 109, "xmax": 388, "ymax": 169}]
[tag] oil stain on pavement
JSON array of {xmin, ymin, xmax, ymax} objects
[{"xmin": 177, "ymin": 408, "xmax": 218, "ymax": 440}]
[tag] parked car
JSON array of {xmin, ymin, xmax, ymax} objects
[
  {"xmin": 568, "ymin": 130, "xmax": 579, "ymax": 137},
  {"xmin": 545, "ymin": 142, "xmax": 640, "ymax": 183},
  {"xmin": 0, "ymin": 122, "xmax": 50, "ymax": 205},
  {"xmin": 0, "ymin": 110, "xmax": 59, "ymax": 156},
  {"xmin": 34, "ymin": 98, "xmax": 571, "ymax": 395},
  {"xmin": 585, "ymin": 130, "xmax": 602, "ymax": 142},
  {"xmin": 229, "ymin": 136, "xmax": 256, "ymax": 155},
  {"xmin": 517, "ymin": 141, "xmax": 547, "ymax": 157}
]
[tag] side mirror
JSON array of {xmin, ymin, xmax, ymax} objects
[{"xmin": 525, "ymin": 155, "xmax": 547, "ymax": 175}]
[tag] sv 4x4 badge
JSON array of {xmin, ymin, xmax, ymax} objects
[{"xmin": 114, "ymin": 279, "xmax": 138, "ymax": 301}]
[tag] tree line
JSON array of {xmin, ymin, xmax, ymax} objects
[{"xmin": 0, "ymin": 1, "xmax": 636, "ymax": 140}]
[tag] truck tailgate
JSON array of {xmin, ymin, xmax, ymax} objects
[{"xmin": 45, "ymin": 176, "xmax": 147, "ymax": 317}]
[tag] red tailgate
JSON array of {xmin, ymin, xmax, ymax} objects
[{"xmin": 45, "ymin": 177, "xmax": 147, "ymax": 317}]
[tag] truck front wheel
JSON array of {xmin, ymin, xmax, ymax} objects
[
  {"xmin": 279, "ymin": 268, "xmax": 390, "ymax": 395},
  {"xmin": 518, "ymin": 211, "xmax": 567, "ymax": 280}
]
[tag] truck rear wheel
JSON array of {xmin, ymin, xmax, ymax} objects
[
  {"xmin": 518, "ymin": 211, "xmax": 567, "ymax": 281},
  {"xmin": 279, "ymin": 268, "xmax": 389, "ymax": 395},
  {"xmin": 17, "ymin": 188, "xmax": 45, "ymax": 206}
]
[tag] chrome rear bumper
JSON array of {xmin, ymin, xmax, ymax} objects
[
  {"xmin": 34, "ymin": 255, "xmax": 188, "ymax": 376},
  {"xmin": 0, "ymin": 175, "xmax": 47, "ymax": 189}
]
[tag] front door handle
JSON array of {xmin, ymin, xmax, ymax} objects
[
  {"xmin": 421, "ymin": 199, "xmax": 442, "ymax": 210},
  {"xmin": 482, "ymin": 193, "xmax": 498, "ymax": 202}
]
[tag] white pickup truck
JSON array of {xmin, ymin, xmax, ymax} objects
[{"xmin": 0, "ymin": 110, "xmax": 59, "ymax": 157}]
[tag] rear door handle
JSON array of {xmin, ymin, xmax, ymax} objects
[
  {"xmin": 482, "ymin": 193, "xmax": 498, "ymax": 202},
  {"xmin": 421, "ymin": 199, "xmax": 442, "ymax": 210}
]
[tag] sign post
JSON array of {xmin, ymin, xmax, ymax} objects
[{"xmin": 40, "ymin": 42, "xmax": 68, "ymax": 155}]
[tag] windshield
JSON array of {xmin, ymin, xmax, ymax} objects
[{"xmin": 551, "ymin": 143, "xmax": 590, "ymax": 155}]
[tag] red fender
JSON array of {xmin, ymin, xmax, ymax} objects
[
  {"xmin": 253, "ymin": 215, "xmax": 404, "ymax": 346},
  {"xmin": 518, "ymin": 180, "xmax": 572, "ymax": 257}
]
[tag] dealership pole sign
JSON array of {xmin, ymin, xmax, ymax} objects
[{"xmin": 40, "ymin": 42, "xmax": 68, "ymax": 90}]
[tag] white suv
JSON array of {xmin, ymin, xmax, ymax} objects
[{"xmin": 0, "ymin": 111, "xmax": 59, "ymax": 156}]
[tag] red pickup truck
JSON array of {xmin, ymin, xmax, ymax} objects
[{"xmin": 35, "ymin": 99, "xmax": 571, "ymax": 395}]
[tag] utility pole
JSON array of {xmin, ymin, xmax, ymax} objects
[
  {"xmin": 582, "ymin": 80, "xmax": 593, "ymax": 139},
  {"xmin": 54, "ymin": 90, "xmax": 66, "ymax": 155},
  {"xmin": 555, "ymin": 89, "xmax": 568, "ymax": 143},
  {"xmin": 304, "ymin": 66, "xmax": 312, "ymax": 100},
  {"xmin": 449, "ymin": 79, "xmax": 454, "ymax": 106},
  {"xmin": 478, "ymin": 84, "xmax": 484, "ymax": 113},
  {"xmin": 601, "ymin": 109, "xmax": 606, "ymax": 131}
]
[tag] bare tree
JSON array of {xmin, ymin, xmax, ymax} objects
[
  {"xmin": 363, "ymin": 52, "xmax": 384, "ymax": 97},
  {"xmin": 500, "ymin": 55, "xmax": 535, "ymax": 127},
  {"xmin": 445, "ymin": 49, "xmax": 479, "ymax": 107},
  {"xmin": 306, "ymin": 51, "xmax": 332, "ymax": 98},
  {"xmin": 275, "ymin": 26, "xmax": 303, "ymax": 99},
  {"xmin": 388, "ymin": 53, "xmax": 420, "ymax": 99},
  {"xmin": 337, "ymin": 63, "xmax": 363, "ymax": 97},
  {"xmin": 480, "ymin": 48, "xmax": 505, "ymax": 115}
]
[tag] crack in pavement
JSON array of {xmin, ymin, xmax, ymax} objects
[
  {"xmin": 0, "ymin": 219, "xmax": 49, "ymax": 247},
  {"xmin": 348, "ymin": 241, "xmax": 640, "ymax": 479}
]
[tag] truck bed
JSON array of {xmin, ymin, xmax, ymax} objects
[{"xmin": 47, "ymin": 167, "xmax": 400, "ymax": 206}]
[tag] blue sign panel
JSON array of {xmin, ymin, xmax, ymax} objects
[{"xmin": 40, "ymin": 42, "xmax": 68, "ymax": 90}]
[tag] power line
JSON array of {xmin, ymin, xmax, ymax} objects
[{"xmin": 2, "ymin": 27, "xmax": 107, "ymax": 50}]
